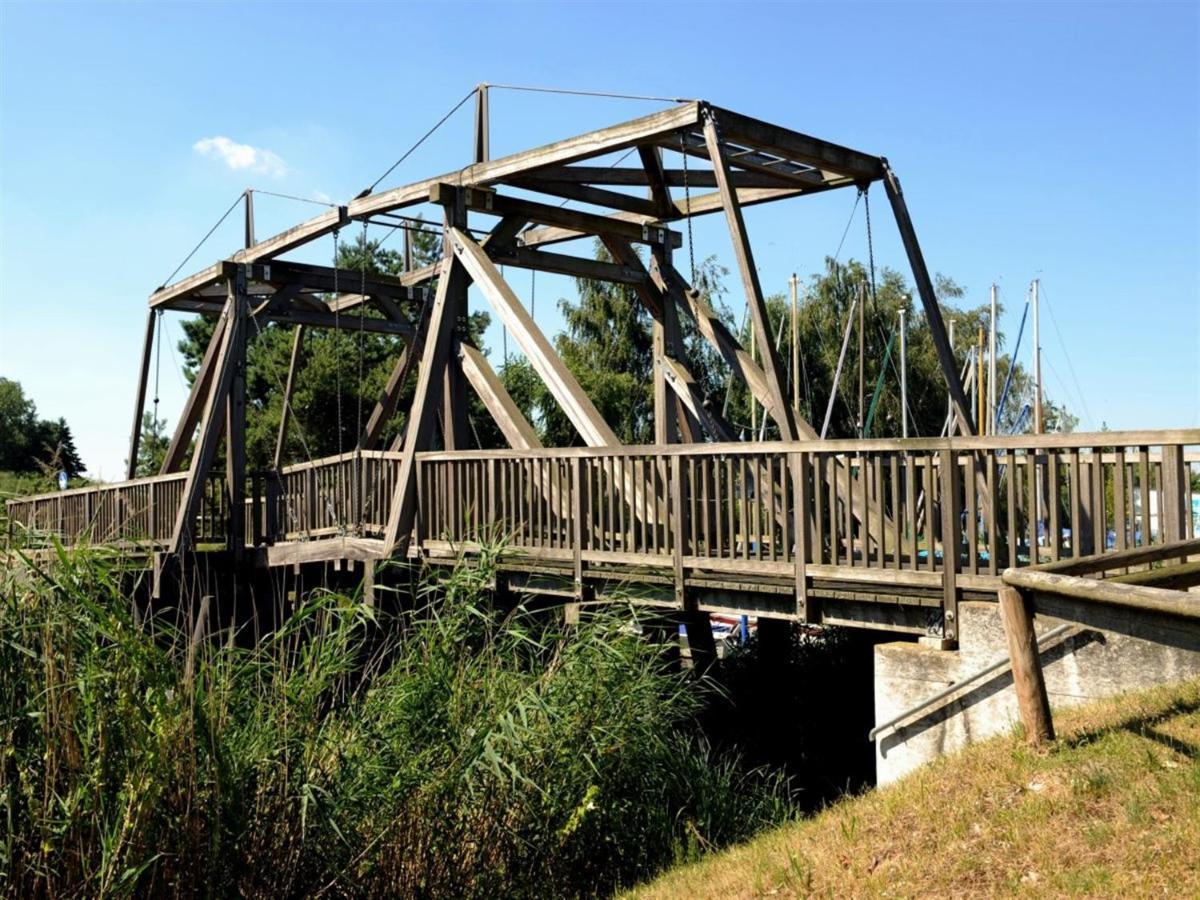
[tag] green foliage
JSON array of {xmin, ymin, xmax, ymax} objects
[
  {"xmin": 134, "ymin": 411, "xmax": 169, "ymax": 477},
  {"xmin": 0, "ymin": 377, "xmax": 86, "ymax": 475},
  {"xmin": 0, "ymin": 544, "xmax": 794, "ymax": 897}
]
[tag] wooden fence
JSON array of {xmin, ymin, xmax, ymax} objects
[
  {"xmin": 8, "ymin": 432, "xmax": 1196, "ymax": 598},
  {"xmin": 5, "ymin": 472, "xmax": 227, "ymax": 548},
  {"xmin": 416, "ymin": 430, "xmax": 1199, "ymax": 587}
]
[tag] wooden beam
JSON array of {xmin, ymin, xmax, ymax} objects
[
  {"xmin": 273, "ymin": 325, "xmax": 305, "ymax": 470},
  {"xmin": 448, "ymin": 227, "xmax": 621, "ymax": 447},
  {"xmin": 149, "ymin": 103, "xmax": 704, "ymax": 296},
  {"xmin": 704, "ymin": 110, "xmax": 798, "ymax": 440},
  {"xmin": 169, "ymin": 287, "xmax": 241, "ymax": 552},
  {"xmin": 709, "ymin": 105, "xmax": 886, "ymax": 182},
  {"xmin": 433, "ymin": 184, "xmax": 679, "ymax": 249},
  {"xmin": 151, "ymin": 257, "xmax": 423, "ymax": 311},
  {"xmin": 518, "ymin": 165, "xmax": 804, "ymax": 189},
  {"xmin": 488, "ymin": 246, "xmax": 649, "ymax": 286},
  {"xmin": 654, "ymin": 261, "xmax": 787, "ymax": 430},
  {"xmin": 638, "ymin": 145, "xmax": 675, "ymax": 218},
  {"xmin": 381, "ymin": 257, "xmax": 461, "ymax": 553},
  {"xmin": 882, "ymin": 160, "xmax": 975, "ymax": 436},
  {"xmin": 126, "ymin": 310, "xmax": 157, "ymax": 479},
  {"xmin": 481, "ymin": 214, "xmax": 528, "ymax": 255},
  {"xmin": 671, "ymin": 131, "xmax": 842, "ymax": 191},
  {"xmin": 999, "ymin": 585, "xmax": 1055, "ymax": 745},
  {"xmin": 517, "ymin": 183, "xmax": 816, "ymax": 248},
  {"xmin": 458, "ymin": 342, "xmax": 543, "ymax": 449},
  {"xmin": 440, "ymin": 190, "xmax": 470, "ymax": 451},
  {"xmin": 510, "ymin": 178, "xmax": 660, "ymax": 217},
  {"xmin": 225, "ymin": 280, "xmax": 248, "ymax": 557},
  {"xmin": 256, "ymin": 308, "xmax": 412, "ymax": 337},
  {"xmin": 161, "ymin": 312, "xmax": 228, "ymax": 474}
]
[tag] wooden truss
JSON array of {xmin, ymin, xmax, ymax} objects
[{"xmin": 140, "ymin": 100, "xmax": 974, "ymax": 558}]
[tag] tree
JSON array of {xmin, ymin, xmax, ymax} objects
[
  {"xmin": 134, "ymin": 411, "xmax": 169, "ymax": 477},
  {"xmin": 0, "ymin": 378, "xmax": 87, "ymax": 476},
  {"xmin": 0, "ymin": 377, "xmax": 38, "ymax": 471}
]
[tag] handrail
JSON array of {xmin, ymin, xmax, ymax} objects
[
  {"xmin": 1002, "ymin": 567, "xmax": 1200, "ymax": 622},
  {"xmin": 5, "ymin": 471, "xmax": 187, "ymax": 507},
  {"xmin": 869, "ymin": 624, "xmax": 1076, "ymax": 741},
  {"xmin": 415, "ymin": 428, "xmax": 1200, "ymax": 462}
]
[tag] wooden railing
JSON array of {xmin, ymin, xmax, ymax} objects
[
  {"xmin": 9, "ymin": 431, "xmax": 1196, "ymax": 602},
  {"xmin": 253, "ymin": 450, "xmax": 404, "ymax": 543},
  {"xmin": 5, "ymin": 472, "xmax": 227, "ymax": 548},
  {"xmin": 415, "ymin": 430, "xmax": 1199, "ymax": 589}
]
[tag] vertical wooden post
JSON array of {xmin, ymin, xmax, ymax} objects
[
  {"xmin": 441, "ymin": 189, "xmax": 470, "ymax": 450},
  {"xmin": 570, "ymin": 456, "xmax": 585, "ymax": 616},
  {"xmin": 791, "ymin": 450, "xmax": 814, "ymax": 622},
  {"xmin": 126, "ymin": 309, "xmax": 157, "ymax": 479},
  {"xmin": 670, "ymin": 454, "xmax": 686, "ymax": 606},
  {"xmin": 473, "ymin": 83, "xmax": 489, "ymax": 164},
  {"xmin": 998, "ymin": 585, "xmax": 1055, "ymax": 745},
  {"xmin": 225, "ymin": 268, "xmax": 248, "ymax": 557},
  {"xmin": 1161, "ymin": 444, "xmax": 1188, "ymax": 544},
  {"xmin": 938, "ymin": 448, "xmax": 961, "ymax": 644}
]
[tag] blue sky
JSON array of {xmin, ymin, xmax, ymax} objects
[{"xmin": 1, "ymin": 0, "xmax": 1196, "ymax": 478}]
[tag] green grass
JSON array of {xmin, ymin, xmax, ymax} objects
[
  {"xmin": 628, "ymin": 677, "xmax": 1200, "ymax": 898},
  {"xmin": 0, "ymin": 539, "xmax": 795, "ymax": 897}
]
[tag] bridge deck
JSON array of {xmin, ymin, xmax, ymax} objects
[{"xmin": 8, "ymin": 430, "xmax": 1197, "ymax": 642}]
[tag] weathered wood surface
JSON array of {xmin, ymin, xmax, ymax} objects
[{"xmin": 998, "ymin": 585, "xmax": 1056, "ymax": 745}]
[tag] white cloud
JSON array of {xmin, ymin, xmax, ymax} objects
[{"xmin": 193, "ymin": 135, "xmax": 287, "ymax": 177}]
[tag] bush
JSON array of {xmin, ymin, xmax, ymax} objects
[{"xmin": 0, "ymin": 542, "xmax": 793, "ymax": 897}]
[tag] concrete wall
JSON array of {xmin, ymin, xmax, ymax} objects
[{"xmin": 873, "ymin": 600, "xmax": 1200, "ymax": 784}]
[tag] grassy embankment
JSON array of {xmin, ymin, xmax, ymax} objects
[{"xmin": 631, "ymin": 677, "xmax": 1200, "ymax": 898}]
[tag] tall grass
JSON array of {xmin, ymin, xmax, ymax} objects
[{"xmin": 1, "ymin": 540, "xmax": 794, "ymax": 897}]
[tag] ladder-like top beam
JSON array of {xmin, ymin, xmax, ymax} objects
[{"xmin": 151, "ymin": 100, "xmax": 889, "ymax": 305}]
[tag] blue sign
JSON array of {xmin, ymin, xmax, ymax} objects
[{"xmin": 57, "ymin": 471, "xmax": 68, "ymax": 491}]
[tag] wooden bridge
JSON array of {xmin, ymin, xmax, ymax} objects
[
  {"xmin": 7, "ymin": 94, "xmax": 1197, "ymax": 647},
  {"xmin": 10, "ymin": 431, "xmax": 1197, "ymax": 644}
]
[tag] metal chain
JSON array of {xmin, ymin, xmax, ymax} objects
[
  {"xmin": 530, "ymin": 267, "xmax": 536, "ymax": 318},
  {"xmin": 332, "ymin": 229, "xmax": 344, "ymax": 532},
  {"xmin": 356, "ymin": 221, "xmax": 369, "ymax": 532},
  {"xmin": 679, "ymin": 132, "xmax": 697, "ymax": 284},
  {"xmin": 357, "ymin": 221, "xmax": 368, "ymax": 443},
  {"xmin": 864, "ymin": 187, "xmax": 877, "ymax": 306},
  {"xmin": 152, "ymin": 310, "xmax": 163, "ymax": 422}
]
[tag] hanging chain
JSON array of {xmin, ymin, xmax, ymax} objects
[
  {"xmin": 356, "ymin": 220, "xmax": 369, "ymax": 532},
  {"xmin": 332, "ymin": 229, "xmax": 343, "ymax": 485},
  {"xmin": 357, "ymin": 220, "xmax": 368, "ymax": 444},
  {"xmin": 863, "ymin": 186, "xmax": 877, "ymax": 307},
  {"xmin": 152, "ymin": 309, "xmax": 163, "ymax": 422},
  {"xmin": 679, "ymin": 131, "xmax": 697, "ymax": 284},
  {"xmin": 530, "ymin": 267, "xmax": 536, "ymax": 319}
]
